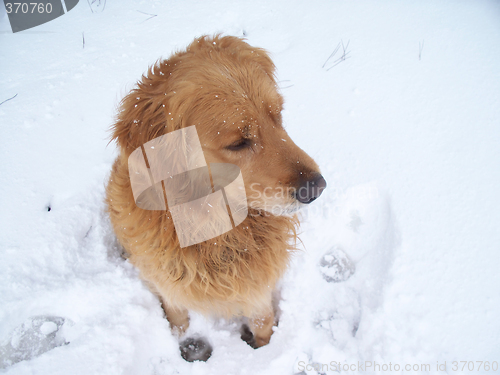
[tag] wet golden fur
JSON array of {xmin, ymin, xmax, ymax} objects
[{"xmin": 106, "ymin": 35, "xmax": 321, "ymax": 346}]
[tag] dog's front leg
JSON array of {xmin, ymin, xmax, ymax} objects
[
  {"xmin": 249, "ymin": 308, "xmax": 275, "ymax": 347},
  {"xmin": 161, "ymin": 301, "xmax": 213, "ymax": 362},
  {"xmin": 161, "ymin": 300, "xmax": 189, "ymax": 336}
]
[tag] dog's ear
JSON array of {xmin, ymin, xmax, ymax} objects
[{"xmin": 111, "ymin": 58, "xmax": 182, "ymax": 155}]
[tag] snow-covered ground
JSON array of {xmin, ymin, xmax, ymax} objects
[{"xmin": 1, "ymin": 1, "xmax": 499, "ymax": 374}]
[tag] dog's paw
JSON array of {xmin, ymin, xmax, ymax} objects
[
  {"xmin": 319, "ymin": 247, "xmax": 355, "ymax": 283},
  {"xmin": 0, "ymin": 316, "xmax": 67, "ymax": 369},
  {"xmin": 239, "ymin": 324, "xmax": 257, "ymax": 348},
  {"xmin": 179, "ymin": 337, "xmax": 212, "ymax": 362}
]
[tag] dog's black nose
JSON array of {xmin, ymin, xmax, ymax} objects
[{"xmin": 295, "ymin": 174, "xmax": 327, "ymax": 204}]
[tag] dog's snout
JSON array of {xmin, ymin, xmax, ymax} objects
[{"xmin": 294, "ymin": 174, "xmax": 327, "ymax": 204}]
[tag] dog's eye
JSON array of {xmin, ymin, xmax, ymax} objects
[{"xmin": 226, "ymin": 138, "xmax": 251, "ymax": 151}]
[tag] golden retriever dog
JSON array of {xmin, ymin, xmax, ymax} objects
[{"xmin": 106, "ymin": 35, "xmax": 326, "ymax": 360}]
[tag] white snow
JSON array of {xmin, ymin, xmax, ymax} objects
[{"xmin": 1, "ymin": 0, "xmax": 499, "ymax": 374}]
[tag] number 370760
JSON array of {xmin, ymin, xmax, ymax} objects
[
  {"xmin": 5, "ymin": 3, "xmax": 53, "ymax": 14},
  {"xmin": 452, "ymin": 361, "xmax": 498, "ymax": 372}
]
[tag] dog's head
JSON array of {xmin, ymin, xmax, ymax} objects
[{"xmin": 113, "ymin": 35, "xmax": 326, "ymax": 216}]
